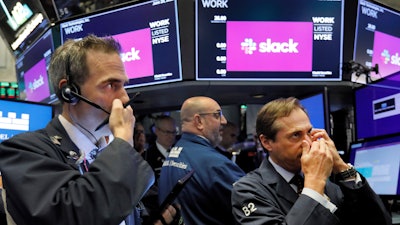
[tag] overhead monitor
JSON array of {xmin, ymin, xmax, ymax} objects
[
  {"xmin": 354, "ymin": 70, "xmax": 400, "ymax": 140},
  {"xmin": 0, "ymin": 0, "xmax": 51, "ymax": 56},
  {"xmin": 353, "ymin": 0, "xmax": 400, "ymax": 83},
  {"xmin": 196, "ymin": 0, "xmax": 344, "ymax": 81},
  {"xmin": 349, "ymin": 134, "xmax": 400, "ymax": 197},
  {"xmin": 0, "ymin": 99, "xmax": 53, "ymax": 142},
  {"xmin": 299, "ymin": 91, "xmax": 330, "ymax": 133},
  {"xmin": 59, "ymin": 0, "xmax": 182, "ymax": 89},
  {"xmin": 15, "ymin": 28, "xmax": 58, "ymax": 104}
]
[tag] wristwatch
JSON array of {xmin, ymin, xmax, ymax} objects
[{"xmin": 336, "ymin": 164, "xmax": 357, "ymax": 180}]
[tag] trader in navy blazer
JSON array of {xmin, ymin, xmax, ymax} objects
[
  {"xmin": 0, "ymin": 35, "xmax": 176, "ymax": 225},
  {"xmin": 231, "ymin": 97, "xmax": 392, "ymax": 225},
  {"xmin": 159, "ymin": 96, "xmax": 246, "ymax": 225}
]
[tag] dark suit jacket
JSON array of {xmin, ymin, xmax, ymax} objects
[
  {"xmin": 0, "ymin": 117, "xmax": 154, "ymax": 225},
  {"xmin": 231, "ymin": 158, "xmax": 392, "ymax": 225},
  {"xmin": 145, "ymin": 144, "xmax": 166, "ymax": 180}
]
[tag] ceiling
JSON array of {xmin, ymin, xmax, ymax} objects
[{"xmin": 375, "ymin": 0, "xmax": 400, "ymax": 11}]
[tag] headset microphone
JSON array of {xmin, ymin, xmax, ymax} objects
[{"xmin": 63, "ymin": 86, "xmax": 110, "ymax": 115}]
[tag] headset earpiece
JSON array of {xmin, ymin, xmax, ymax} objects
[{"xmin": 61, "ymin": 82, "xmax": 80, "ymax": 104}]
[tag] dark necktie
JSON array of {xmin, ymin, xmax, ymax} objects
[{"xmin": 290, "ymin": 174, "xmax": 304, "ymax": 195}]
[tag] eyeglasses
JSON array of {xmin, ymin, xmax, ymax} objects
[
  {"xmin": 198, "ymin": 110, "xmax": 223, "ymax": 120},
  {"xmin": 157, "ymin": 127, "xmax": 177, "ymax": 135}
]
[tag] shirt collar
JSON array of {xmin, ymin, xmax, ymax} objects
[
  {"xmin": 156, "ymin": 141, "xmax": 169, "ymax": 157},
  {"xmin": 268, "ymin": 157, "xmax": 296, "ymax": 183},
  {"xmin": 58, "ymin": 115, "xmax": 112, "ymax": 163}
]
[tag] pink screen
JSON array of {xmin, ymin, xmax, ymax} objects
[
  {"xmin": 226, "ymin": 21, "xmax": 313, "ymax": 72},
  {"xmin": 114, "ymin": 28, "xmax": 154, "ymax": 79},
  {"xmin": 372, "ymin": 31, "xmax": 400, "ymax": 79},
  {"xmin": 24, "ymin": 58, "xmax": 50, "ymax": 102}
]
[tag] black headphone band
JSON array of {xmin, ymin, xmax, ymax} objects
[{"xmin": 61, "ymin": 54, "xmax": 80, "ymax": 103}]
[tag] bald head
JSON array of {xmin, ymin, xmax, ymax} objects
[
  {"xmin": 180, "ymin": 96, "xmax": 227, "ymax": 147},
  {"xmin": 181, "ymin": 97, "xmax": 218, "ymax": 122}
]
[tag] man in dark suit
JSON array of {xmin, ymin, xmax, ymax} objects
[
  {"xmin": 215, "ymin": 121, "xmax": 238, "ymax": 160},
  {"xmin": 0, "ymin": 35, "xmax": 176, "ymax": 225},
  {"xmin": 145, "ymin": 115, "xmax": 177, "ymax": 180},
  {"xmin": 231, "ymin": 97, "xmax": 392, "ymax": 224},
  {"xmin": 142, "ymin": 115, "xmax": 178, "ymax": 225}
]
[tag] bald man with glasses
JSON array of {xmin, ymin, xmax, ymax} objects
[{"xmin": 158, "ymin": 96, "xmax": 245, "ymax": 225}]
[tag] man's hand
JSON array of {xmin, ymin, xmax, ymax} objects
[
  {"xmin": 301, "ymin": 139, "xmax": 333, "ymax": 195},
  {"xmin": 155, "ymin": 204, "xmax": 178, "ymax": 225},
  {"xmin": 311, "ymin": 129, "xmax": 348, "ymax": 174},
  {"xmin": 109, "ymin": 99, "xmax": 135, "ymax": 146}
]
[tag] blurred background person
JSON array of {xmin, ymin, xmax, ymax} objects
[
  {"xmin": 145, "ymin": 115, "xmax": 177, "ymax": 180},
  {"xmin": 215, "ymin": 121, "xmax": 238, "ymax": 160},
  {"xmin": 134, "ymin": 122, "xmax": 148, "ymax": 156}
]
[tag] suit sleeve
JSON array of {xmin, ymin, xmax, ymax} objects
[
  {"xmin": 0, "ymin": 133, "xmax": 154, "ymax": 225},
  {"xmin": 334, "ymin": 175, "xmax": 392, "ymax": 225},
  {"xmin": 231, "ymin": 174, "xmax": 340, "ymax": 225}
]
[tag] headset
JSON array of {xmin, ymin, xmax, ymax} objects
[
  {"xmin": 60, "ymin": 55, "xmax": 81, "ymax": 104},
  {"xmin": 59, "ymin": 54, "xmax": 110, "ymax": 114}
]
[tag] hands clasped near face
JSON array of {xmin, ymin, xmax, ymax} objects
[{"xmin": 300, "ymin": 129, "xmax": 343, "ymax": 194}]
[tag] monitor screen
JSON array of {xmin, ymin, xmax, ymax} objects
[
  {"xmin": 353, "ymin": 0, "xmax": 400, "ymax": 83},
  {"xmin": 15, "ymin": 28, "xmax": 58, "ymax": 104},
  {"xmin": 349, "ymin": 134, "xmax": 400, "ymax": 196},
  {"xmin": 0, "ymin": 99, "xmax": 53, "ymax": 142},
  {"xmin": 0, "ymin": 0, "xmax": 51, "ymax": 56},
  {"xmin": 59, "ymin": 0, "xmax": 182, "ymax": 89},
  {"xmin": 354, "ymin": 71, "xmax": 400, "ymax": 140},
  {"xmin": 196, "ymin": 0, "xmax": 344, "ymax": 81},
  {"xmin": 299, "ymin": 91, "xmax": 329, "ymax": 132}
]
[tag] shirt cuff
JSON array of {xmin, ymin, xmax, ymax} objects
[{"xmin": 302, "ymin": 188, "xmax": 338, "ymax": 213}]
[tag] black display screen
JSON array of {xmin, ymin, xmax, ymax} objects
[
  {"xmin": 196, "ymin": 0, "xmax": 344, "ymax": 81},
  {"xmin": 59, "ymin": 0, "xmax": 182, "ymax": 88},
  {"xmin": 353, "ymin": 0, "xmax": 400, "ymax": 83}
]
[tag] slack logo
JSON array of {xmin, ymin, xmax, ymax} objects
[
  {"xmin": 381, "ymin": 49, "xmax": 390, "ymax": 64},
  {"xmin": 240, "ymin": 38, "xmax": 299, "ymax": 54},
  {"xmin": 120, "ymin": 47, "xmax": 140, "ymax": 62},
  {"xmin": 380, "ymin": 49, "xmax": 400, "ymax": 67},
  {"xmin": 28, "ymin": 75, "xmax": 45, "ymax": 93}
]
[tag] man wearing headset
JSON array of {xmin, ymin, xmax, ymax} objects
[{"xmin": 0, "ymin": 35, "xmax": 176, "ymax": 225}]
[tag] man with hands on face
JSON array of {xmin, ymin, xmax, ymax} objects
[
  {"xmin": 231, "ymin": 97, "xmax": 392, "ymax": 225},
  {"xmin": 0, "ymin": 35, "xmax": 177, "ymax": 225}
]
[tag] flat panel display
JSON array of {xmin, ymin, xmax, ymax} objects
[
  {"xmin": 353, "ymin": 0, "xmax": 400, "ymax": 83},
  {"xmin": 349, "ymin": 134, "xmax": 400, "ymax": 196},
  {"xmin": 0, "ymin": 99, "xmax": 53, "ymax": 142},
  {"xmin": 196, "ymin": 0, "xmax": 344, "ymax": 81},
  {"xmin": 15, "ymin": 28, "xmax": 57, "ymax": 104},
  {"xmin": 0, "ymin": 0, "xmax": 51, "ymax": 56},
  {"xmin": 354, "ymin": 71, "xmax": 400, "ymax": 140},
  {"xmin": 59, "ymin": 0, "xmax": 182, "ymax": 88},
  {"xmin": 299, "ymin": 92, "xmax": 329, "ymax": 132}
]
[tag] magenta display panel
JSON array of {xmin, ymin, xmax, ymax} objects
[
  {"xmin": 114, "ymin": 29, "xmax": 154, "ymax": 79},
  {"xmin": 353, "ymin": 0, "xmax": 400, "ymax": 83},
  {"xmin": 196, "ymin": 0, "xmax": 344, "ymax": 81},
  {"xmin": 59, "ymin": 0, "xmax": 182, "ymax": 88},
  {"xmin": 15, "ymin": 28, "xmax": 57, "ymax": 104},
  {"xmin": 23, "ymin": 58, "xmax": 51, "ymax": 102},
  {"xmin": 226, "ymin": 21, "xmax": 313, "ymax": 72},
  {"xmin": 371, "ymin": 31, "xmax": 400, "ymax": 79}
]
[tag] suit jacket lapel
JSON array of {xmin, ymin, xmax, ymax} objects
[
  {"xmin": 44, "ymin": 117, "xmax": 81, "ymax": 166},
  {"xmin": 259, "ymin": 159, "xmax": 299, "ymax": 204}
]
